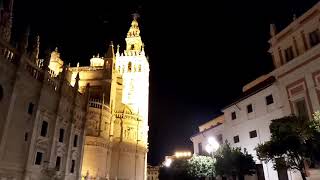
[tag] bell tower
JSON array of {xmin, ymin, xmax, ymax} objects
[{"xmin": 109, "ymin": 14, "xmax": 149, "ymax": 180}]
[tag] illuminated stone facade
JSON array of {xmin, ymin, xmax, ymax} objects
[
  {"xmin": 0, "ymin": 2, "xmax": 87, "ymax": 180},
  {"xmin": 72, "ymin": 17, "xmax": 149, "ymax": 180},
  {"xmin": 0, "ymin": 0, "xmax": 149, "ymax": 179},
  {"xmin": 147, "ymin": 165, "xmax": 159, "ymax": 180}
]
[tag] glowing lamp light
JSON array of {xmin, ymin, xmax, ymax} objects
[
  {"xmin": 205, "ymin": 144, "xmax": 213, "ymax": 154},
  {"xmin": 174, "ymin": 151, "xmax": 192, "ymax": 158},
  {"xmin": 206, "ymin": 137, "xmax": 220, "ymax": 154},
  {"xmin": 164, "ymin": 158, "xmax": 172, "ymax": 167}
]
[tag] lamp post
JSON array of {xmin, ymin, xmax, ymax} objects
[{"xmin": 205, "ymin": 137, "xmax": 220, "ymax": 180}]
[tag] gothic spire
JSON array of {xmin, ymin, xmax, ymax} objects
[
  {"xmin": 0, "ymin": 0, "xmax": 14, "ymax": 43},
  {"xmin": 30, "ymin": 35, "xmax": 40, "ymax": 61},
  {"xmin": 74, "ymin": 72, "xmax": 80, "ymax": 90},
  {"xmin": 105, "ymin": 41, "xmax": 115, "ymax": 59},
  {"xmin": 270, "ymin": 23, "xmax": 277, "ymax": 37}
]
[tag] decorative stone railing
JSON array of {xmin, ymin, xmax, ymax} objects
[
  {"xmin": 0, "ymin": 38, "xmax": 17, "ymax": 63},
  {"xmin": 88, "ymin": 99, "xmax": 110, "ymax": 111},
  {"xmin": 25, "ymin": 61, "xmax": 44, "ymax": 81}
]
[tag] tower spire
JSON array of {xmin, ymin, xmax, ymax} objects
[
  {"xmin": 125, "ymin": 14, "xmax": 143, "ymax": 51},
  {"xmin": 0, "ymin": 0, "xmax": 14, "ymax": 42},
  {"xmin": 30, "ymin": 35, "xmax": 40, "ymax": 61},
  {"xmin": 270, "ymin": 23, "xmax": 277, "ymax": 37},
  {"xmin": 105, "ymin": 41, "xmax": 115, "ymax": 59}
]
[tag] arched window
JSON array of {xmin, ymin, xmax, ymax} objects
[
  {"xmin": 128, "ymin": 62, "xmax": 132, "ymax": 72},
  {"xmin": 0, "ymin": 85, "xmax": 3, "ymax": 101},
  {"xmin": 138, "ymin": 64, "xmax": 142, "ymax": 72},
  {"xmin": 131, "ymin": 44, "xmax": 134, "ymax": 50}
]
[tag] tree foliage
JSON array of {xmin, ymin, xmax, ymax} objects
[
  {"xmin": 214, "ymin": 142, "xmax": 256, "ymax": 180},
  {"xmin": 187, "ymin": 155, "xmax": 214, "ymax": 178},
  {"xmin": 159, "ymin": 155, "xmax": 214, "ymax": 180},
  {"xmin": 255, "ymin": 115, "xmax": 320, "ymax": 180},
  {"xmin": 159, "ymin": 158, "xmax": 193, "ymax": 180}
]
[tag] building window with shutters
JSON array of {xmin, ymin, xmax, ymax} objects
[
  {"xmin": 247, "ymin": 104, "xmax": 253, "ymax": 113},
  {"xmin": 198, "ymin": 143, "xmax": 202, "ymax": 155},
  {"xmin": 294, "ymin": 98, "xmax": 309, "ymax": 120},
  {"xmin": 233, "ymin": 135, "xmax": 240, "ymax": 143},
  {"xmin": 249, "ymin": 130, "xmax": 257, "ymax": 138},
  {"xmin": 217, "ymin": 134, "xmax": 223, "ymax": 144},
  {"xmin": 284, "ymin": 46, "xmax": 294, "ymax": 62},
  {"xmin": 231, "ymin": 111, "xmax": 236, "ymax": 120},
  {"xmin": 309, "ymin": 29, "xmax": 320, "ymax": 47},
  {"xmin": 265, "ymin": 94, "xmax": 274, "ymax": 105}
]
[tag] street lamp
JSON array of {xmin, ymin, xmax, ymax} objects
[
  {"xmin": 164, "ymin": 158, "xmax": 172, "ymax": 167},
  {"xmin": 205, "ymin": 137, "xmax": 220, "ymax": 180}
]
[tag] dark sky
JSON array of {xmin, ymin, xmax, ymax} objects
[{"xmin": 12, "ymin": 0, "xmax": 319, "ymax": 165}]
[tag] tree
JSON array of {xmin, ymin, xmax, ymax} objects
[
  {"xmin": 256, "ymin": 115, "xmax": 320, "ymax": 180},
  {"xmin": 187, "ymin": 155, "xmax": 215, "ymax": 179},
  {"xmin": 214, "ymin": 142, "xmax": 256, "ymax": 180},
  {"xmin": 159, "ymin": 158, "xmax": 193, "ymax": 180},
  {"xmin": 159, "ymin": 155, "xmax": 215, "ymax": 180}
]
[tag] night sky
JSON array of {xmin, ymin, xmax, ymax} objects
[{"xmin": 12, "ymin": 0, "xmax": 319, "ymax": 165}]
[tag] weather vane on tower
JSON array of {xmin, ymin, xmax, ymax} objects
[{"xmin": 132, "ymin": 13, "xmax": 140, "ymax": 20}]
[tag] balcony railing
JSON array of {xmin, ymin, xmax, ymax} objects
[
  {"xmin": 0, "ymin": 38, "xmax": 17, "ymax": 63},
  {"xmin": 88, "ymin": 98, "xmax": 110, "ymax": 111}
]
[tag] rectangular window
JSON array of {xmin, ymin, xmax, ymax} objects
[
  {"xmin": 198, "ymin": 143, "xmax": 202, "ymax": 155},
  {"xmin": 295, "ymin": 99, "xmax": 309, "ymax": 121},
  {"xmin": 309, "ymin": 29, "xmax": 320, "ymax": 47},
  {"xmin": 40, "ymin": 121, "xmax": 48, "ymax": 137},
  {"xmin": 55, "ymin": 156, "xmax": 61, "ymax": 171},
  {"xmin": 266, "ymin": 94, "xmax": 274, "ymax": 105},
  {"xmin": 247, "ymin": 104, "xmax": 253, "ymax": 113},
  {"xmin": 59, "ymin": 129, "xmax": 64, "ymax": 143},
  {"xmin": 28, "ymin": 103, "xmax": 34, "ymax": 115},
  {"xmin": 217, "ymin": 134, "xmax": 223, "ymax": 144},
  {"xmin": 231, "ymin": 112, "xmax": 236, "ymax": 120},
  {"xmin": 284, "ymin": 46, "xmax": 294, "ymax": 62},
  {"xmin": 233, "ymin": 135, "xmax": 240, "ymax": 143},
  {"xmin": 250, "ymin": 130, "xmax": 257, "ymax": 138},
  {"xmin": 70, "ymin": 160, "xmax": 75, "ymax": 173},
  {"xmin": 35, "ymin": 152, "xmax": 43, "ymax": 165},
  {"xmin": 73, "ymin": 135, "xmax": 78, "ymax": 147},
  {"xmin": 24, "ymin": 132, "xmax": 28, "ymax": 141}
]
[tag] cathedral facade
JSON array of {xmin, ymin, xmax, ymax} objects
[{"xmin": 0, "ymin": 0, "xmax": 149, "ymax": 179}]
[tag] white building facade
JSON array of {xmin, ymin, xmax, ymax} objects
[{"xmin": 191, "ymin": 1, "xmax": 320, "ymax": 180}]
